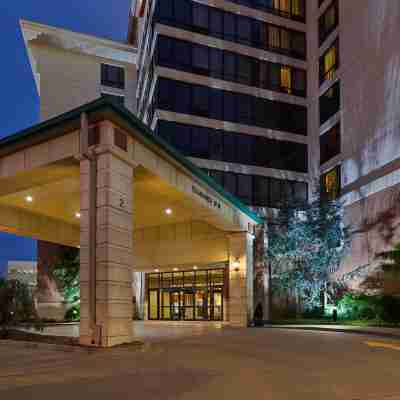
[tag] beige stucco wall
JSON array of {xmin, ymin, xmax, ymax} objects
[{"xmin": 30, "ymin": 43, "xmax": 137, "ymax": 121}]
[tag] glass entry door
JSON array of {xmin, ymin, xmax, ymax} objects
[{"xmin": 147, "ymin": 267, "xmax": 225, "ymax": 321}]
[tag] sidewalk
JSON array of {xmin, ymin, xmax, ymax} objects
[{"xmin": 266, "ymin": 324, "xmax": 400, "ymax": 339}]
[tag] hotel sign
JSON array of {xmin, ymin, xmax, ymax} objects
[{"xmin": 192, "ymin": 185, "xmax": 222, "ymax": 210}]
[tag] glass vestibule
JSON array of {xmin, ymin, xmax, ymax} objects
[{"xmin": 147, "ymin": 267, "xmax": 226, "ymax": 321}]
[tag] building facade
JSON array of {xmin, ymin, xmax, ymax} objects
[
  {"xmin": 16, "ymin": 0, "xmax": 400, "ymax": 331},
  {"xmin": 133, "ymin": 0, "xmax": 309, "ymax": 212}
]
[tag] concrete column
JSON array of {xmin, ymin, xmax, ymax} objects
[
  {"xmin": 228, "ymin": 232, "xmax": 254, "ymax": 327},
  {"xmin": 80, "ymin": 146, "xmax": 134, "ymax": 347}
]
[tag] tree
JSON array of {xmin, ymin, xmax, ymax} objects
[
  {"xmin": 0, "ymin": 278, "xmax": 41, "ymax": 337},
  {"xmin": 266, "ymin": 185, "xmax": 350, "ymax": 313},
  {"xmin": 52, "ymin": 248, "xmax": 80, "ymax": 305}
]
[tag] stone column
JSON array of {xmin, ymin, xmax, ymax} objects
[
  {"xmin": 80, "ymin": 125, "xmax": 134, "ymax": 347},
  {"xmin": 228, "ymin": 232, "xmax": 254, "ymax": 327}
]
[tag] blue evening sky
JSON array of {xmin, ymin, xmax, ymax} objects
[{"xmin": 0, "ymin": 0, "xmax": 130, "ymax": 276}]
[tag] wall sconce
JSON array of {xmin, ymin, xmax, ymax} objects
[{"xmin": 232, "ymin": 258, "xmax": 240, "ymax": 272}]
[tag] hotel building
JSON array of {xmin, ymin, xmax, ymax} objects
[{"xmin": 4, "ymin": 0, "xmax": 400, "ymax": 343}]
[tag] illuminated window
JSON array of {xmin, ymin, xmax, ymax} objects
[
  {"xmin": 269, "ymin": 26, "xmax": 281, "ymax": 48},
  {"xmin": 321, "ymin": 165, "xmax": 341, "ymax": 200},
  {"xmin": 281, "ymin": 66, "xmax": 292, "ymax": 94},
  {"xmin": 320, "ymin": 40, "xmax": 339, "ymax": 85}
]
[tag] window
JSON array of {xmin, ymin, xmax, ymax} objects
[
  {"xmin": 154, "ymin": 0, "xmax": 306, "ymax": 60},
  {"xmin": 192, "ymin": 3, "xmax": 209, "ymax": 33},
  {"xmin": 205, "ymin": 169, "xmax": 308, "ymax": 208},
  {"xmin": 321, "ymin": 165, "xmax": 341, "ymax": 200},
  {"xmin": 320, "ymin": 81, "xmax": 340, "ymax": 125},
  {"xmin": 237, "ymin": 174, "xmax": 253, "ymax": 204},
  {"xmin": 101, "ymin": 64, "xmax": 125, "ymax": 89},
  {"xmin": 320, "ymin": 123, "xmax": 341, "ymax": 165},
  {"xmin": 226, "ymin": 0, "xmax": 305, "ymax": 22},
  {"xmin": 155, "ymin": 79, "xmax": 307, "ymax": 135},
  {"xmin": 319, "ymin": 0, "xmax": 338, "ymax": 45},
  {"xmin": 320, "ymin": 39, "xmax": 339, "ymax": 85}
]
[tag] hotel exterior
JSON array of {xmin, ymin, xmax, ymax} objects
[{"xmin": 2, "ymin": 0, "xmax": 400, "ymax": 345}]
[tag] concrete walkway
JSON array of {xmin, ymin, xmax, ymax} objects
[{"xmin": 267, "ymin": 324, "xmax": 400, "ymax": 339}]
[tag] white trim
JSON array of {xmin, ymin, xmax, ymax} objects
[{"xmin": 20, "ymin": 19, "xmax": 137, "ymax": 66}]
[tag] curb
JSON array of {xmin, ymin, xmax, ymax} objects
[
  {"xmin": 0, "ymin": 339, "xmax": 145, "ymax": 353},
  {"xmin": 0, "ymin": 340, "xmax": 94, "ymax": 353},
  {"xmin": 265, "ymin": 325, "xmax": 400, "ymax": 340}
]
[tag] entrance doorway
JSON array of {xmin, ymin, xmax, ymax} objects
[{"xmin": 147, "ymin": 266, "xmax": 225, "ymax": 321}]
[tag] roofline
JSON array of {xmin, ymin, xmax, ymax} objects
[
  {"xmin": 20, "ymin": 19, "xmax": 137, "ymax": 54},
  {"xmin": 0, "ymin": 98, "xmax": 263, "ymax": 225}
]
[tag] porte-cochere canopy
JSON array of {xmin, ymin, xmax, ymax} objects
[{"xmin": 0, "ymin": 98, "xmax": 262, "ymax": 346}]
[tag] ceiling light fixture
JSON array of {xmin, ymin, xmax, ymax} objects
[
  {"xmin": 193, "ymin": 266, "xmax": 198, "ymax": 270},
  {"xmin": 25, "ymin": 196, "xmax": 33, "ymax": 203},
  {"xmin": 154, "ymin": 268, "xmax": 160, "ymax": 272},
  {"xmin": 173, "ymin": 267, "xmax": 179, "ymax": 271},
  {"xmin": 165, "ymin": 208, "xmax": 172, "ymax": 215},
  {"xmin": 75, "ymin": 212, "xmax": 81, "ymax": 219}
]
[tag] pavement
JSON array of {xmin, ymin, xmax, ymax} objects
[
  {"xmin": 267, "ymin": 324, "xmax": 400, "ymax": 339},
  {"xmin": 2, "ymin": 323, "xmax": 400, "ymax": 399}
]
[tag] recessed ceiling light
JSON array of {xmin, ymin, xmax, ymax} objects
[
  {"xmin": 173, "ymin": 267, "xmax": 179, "ymax": 271},
  {"xmin": 75, "ymin": 212, "xmax": 81, "ymax": 219},
  {"xmin": 165, "ymin": 208, "xmax": 172, "ymax": 215},
  {"xmin": 193, "ymin": 266, "xmax": 198, "ymax": 270},
  {"xmin": 25, "ymin": 196, "xmax": 33, "ymax": 203},
  {"xmin": 154, "ymin": 268, "xmax": 159, "ymax": 272}
]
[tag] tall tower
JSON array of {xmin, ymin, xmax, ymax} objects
[{"xmin": 133, "ymin": 0, "xmax": 309, "ymax": 211}]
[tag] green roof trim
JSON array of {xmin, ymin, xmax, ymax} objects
[{"xmin": 0, "ymin": 97, "xmax": 263, "ymax": 224}]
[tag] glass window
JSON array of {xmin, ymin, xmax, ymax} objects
[
  {"xmin": 192, "ymin": 3, "xmax": 209, "ymax": 32},
  {"xmin": 320, "ymin": 81, "xmax": 340, "ymax": 125},
  {"xmin": 320, "ymin": 123, "xmax": 341, "ymax": 165},
  {"xmin": 320, "ymin": 40, "xmax": 339, "ymax": 85},
  {"xmin": 319, "ymin": 0, "xmax": 338, "ymax": 45},
  {"xmin": 148, "ymin": 274, "xmax": 160, "ymax": 289},
  {"xmin": 254, "ymin": 175, "xmax": 269, "ymax": 207},
  {"xmin": 192, "ymin": 85, "xmax": 209, "ymax": 116},
  {"xmin": 223, "ymin": 134, "xmax": 236, "ymax": 163},
  {"xmin": 270, "ymin": 178, "xmax": 282, "ymax": 207},
  {"xmin": 192, "ymin": 45, "xmax": 209, "ymax": 74},
  {"xmin": 321, "ymin": 165, "xmax": 341, "ymax": 200},
  {"xmin": 210, "ymin": 89, "xmax": 223, "ymax": 121},
  {"xmin": 175, "ymin": 41, "xmax": 191, "ymax": 69},
  {"xmin": 223, "ymin": 13, "xmax": 236, "ymax": 42},
  {"xmin": 174, "ymin": 0, "xmax": 191, "ymax": 25},
  {"xmin": 237, "ymin": 174, "xmax": 253, "ymax": 204},
  {"xmin": 223, "ymin": 92, "xmax": 237, "ymax": 123},
  {"xmin": 280, "ymin": 66, "xmax": 292, "ymax": 94},
  {"xmin": 209, "ymin": 130, "xmax": 223, "ymax": 161},
  {"xmin": 191, "ymin": 126, "xmax": 210, "ymax": 159},
  {"xmin": 175, "ymin": 81, "xmax": 191, "ymax": 114},
  {"xmin": 237, "ymin": 56, "xmax": 253, "ymax": 86},
  {"xmin": 224, "ymin": 52, "xmax": 236, "ymax": 81},
  {"xmin": 236, "ymin": 134, "xmax": 254, "ymax": 164},
  {"xmin": 101, "ymin": 64, "xmax": 125, "ymax": 89},
  {"xmin": 210, "ymin": 48, "xmax": 223, "ymax": 80},
  {"xmin": 209, "ymin": 8, "xmax": 224, "ymax": 38},
  {"xmin": 237, "ymin": 16, "xmax": 252, "ymax": 46},
  {"xmin": 224, "ymin": 172, "xmax": 237, "ymax": 196},
  {"xmin": 238, "ymin": 94, "xmax": 253, "ymax": 125}
]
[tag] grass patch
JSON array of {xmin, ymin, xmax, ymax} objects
[{"xmin": 271, "ymin": 319, "xmax": 400, "ymax": 328}]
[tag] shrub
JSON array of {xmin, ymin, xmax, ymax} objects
[
  {"xmin": 64, "ymin": 305, "xmax": 80, "ymax": 322},
  {"xmin": 337, "ymin": 293, "xmax": 400, "ymax": 322}
]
